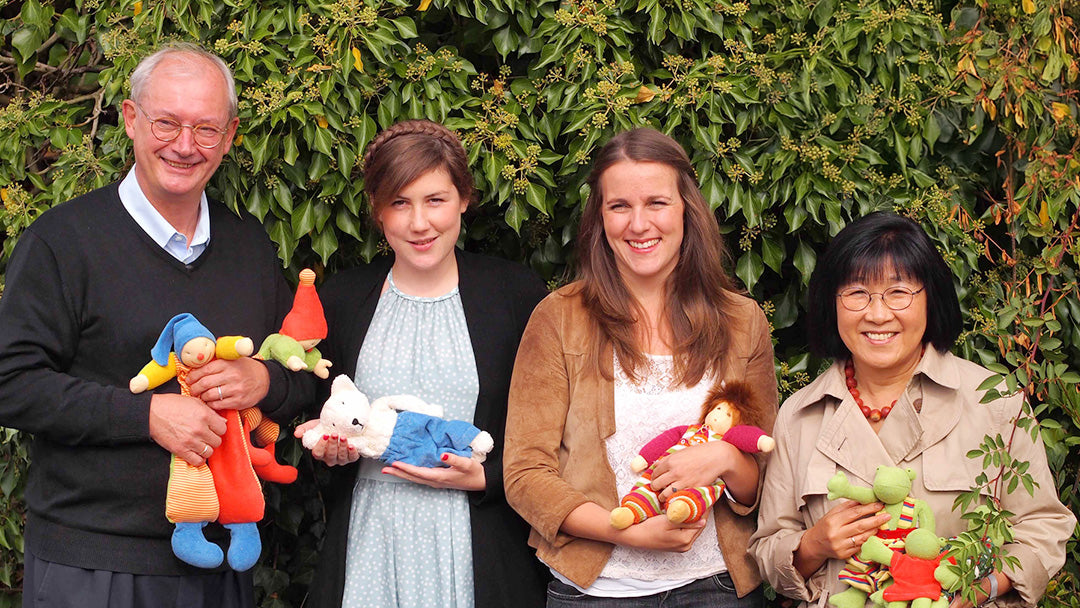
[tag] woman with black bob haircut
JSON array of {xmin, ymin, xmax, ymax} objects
[
  {"xmin": 806, "ymin": 212, "xmax": 962, "ymax": 359},
  {"xmin": 750, "ymin": 211, "xmax": 1074, "ymax": 608}
]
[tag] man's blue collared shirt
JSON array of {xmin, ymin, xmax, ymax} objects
[{"xmin": 118, "ymin": 166, "xmax": 210, "ymax": 264}]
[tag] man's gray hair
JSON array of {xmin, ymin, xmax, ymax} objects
[{"xmin": 129, "ymin": 42, "xmax": 238, "ymax": 119}]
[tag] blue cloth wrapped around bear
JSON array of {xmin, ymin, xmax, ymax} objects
[{"xmin": 382, "ymin": 412, "xmax": 483, "ymax": 467}]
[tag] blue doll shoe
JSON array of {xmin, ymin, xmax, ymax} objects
[
  {"xmin": 172, "ymin": 521, "xmax": 224, "ymax": 568},
  {"xmin": 224, "ymin": 522, "xmax": 261, "ymax": 571}
]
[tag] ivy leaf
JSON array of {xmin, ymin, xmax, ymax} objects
[
  {"xmin": 812, "ymin": 0, "xmax": 835, "ymax": 27},
  {"xmin": 57, "ymin": 10, "xmax": 90, "ymax": 44},
  {"xmin": 283, "ymin": 134, "xmax": 299, "ymax": 166},
  {"xmin": 246, "ymin": 184, "xmax": 270, "ymax": 221},
  {"xmin": 736, "ymin": 251, "xmax": 764, "ymax": 293},
  {"xmin": 273, "ymin": 180, "xmax": 294, "ymax": 214},
  {"xmin": 359, "ymin": 227, "xmax": 382, "ymax": 263},
  {"xmin": 291, "ymin": 200, "xmax": 316, "ymax": 236},
  {"xmin": 311, "ymin": 227, "xmax": 339, "ymax": 265},
  {"xmin": 793, "ymin": 239, "xmax": 816, "ymax": 285},
  {"xmin": 504, "ymin": 200, "xmax": 527, "ymax": 233},
  {"xmin": 393, "ymin": 17, "xmax": 418, "ymax": 38},
  {"xmin": 377, "ymin": 93, "xmax": 402, "ymax": 129},
  {"xmin": 483, "ymin": 153, "xmax": 500, "ymax": 186},
  {"xmin": 493, "ymin": 28, "xmax": 516, "ymax": 60},
  {"xmin": 19, "ymin": 0, "xmax": 51, "ymax": 29},
  {"xmin": 761, "ymin": 236, "xmax": 785, "ymax": 273},
  {"xmin": 924, "ymin": 114, "xmax": 941, "ymax": 150},
  {"xmin": 308, "ymin": 152, "xmax": 330, "ymax": 182},
  {"xmin": 11, "ymin": 28, "xmax": 43, "ymax": 65},
  {"xmin": 785, "ymin": 205, "xmax": 808, "ymax": 233},
  {"xmin": 313, "ymin": 128, "xmax": 334, "ymax": 157},
  {"xmin": 773, "ymin": 285, "xmax": 800, "ymax": 330},
  {"xmin": 647, "ymin": 7, "xmax": 667, "ymax": 44},
  {"xmin": 535, "ymin": 43, "xmax": 562, "ymax": 69},
  {"xmin": 267, "ymin": 219, "xmax": 296, "ymax": 264},
  {"xmin": 246, "ymin": 133, "xmax": 271, "ymax": 173},
  {"xmin": 337, "ymin": 145, "xmax": 356, "ymax": 178},
  {"xmin": 525, "ymin": 182, "xmax": 547, "ymax": 213},
  {"xmin": 335, "ymin": 208, "xmax": 363, "ymax": 240}
]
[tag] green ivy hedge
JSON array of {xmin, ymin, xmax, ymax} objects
[{"xmin": 1, "ymin": 0, "xmax": 1078, "ymax": 606}]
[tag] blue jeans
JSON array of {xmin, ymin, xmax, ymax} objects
[{"xmin": 546, "ymin": 572, "xmax": 763, "ymax": 608}]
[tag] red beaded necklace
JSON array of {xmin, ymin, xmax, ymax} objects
[{"xmin": 844, "ymin": 360, "xmax": 895, "ymax": 422}]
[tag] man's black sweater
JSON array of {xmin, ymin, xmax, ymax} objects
[{"xmin": 0, "ymin": 183, "xmax": 311, "ymax": 575}]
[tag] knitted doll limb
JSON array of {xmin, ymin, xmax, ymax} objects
[
  {"xmin": 163, "ymin": 361, "xmax": 223, "ymax": 569},
  {"xmin": 831, "ymin": 536, "xmax": 904, "ymax": 608},
  {"xmin": 165, "ymin": 455, "xmax": 222, "ymax": 568},
  {"xmin": 250, "ymin": 441, "xmax": 297, "ymax": 483},
  {"xmin": 240, "ymin": 408, "xmax": 298, "ymax": 484},
  {"xmin": 666, "ymin": 480, "xmax": 726, "ymax": 524},
  {"xmin": 210, "ymin": 410, "xmax": 266, "ymax": 570},
  {"xmin": 611, "ymin": 469, "xmax": 664, "ymax": 529},
  {"xmin": 223, "ymin": 522, "xmax": 261, "ymax": 571}
]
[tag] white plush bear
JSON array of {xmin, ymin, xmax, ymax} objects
[{"xmin": 302, "ymin": 375, "xmax": 494, "ymax": 467}]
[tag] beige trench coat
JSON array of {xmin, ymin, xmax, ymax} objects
[{"xmin": 749, "ymin": 347, "xmax": 1075, "ymax": 608}]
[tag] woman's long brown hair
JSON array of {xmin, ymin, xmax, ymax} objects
[{"xmin": 577, "ymin": 128, "xmax": 738, "ymax": 386}]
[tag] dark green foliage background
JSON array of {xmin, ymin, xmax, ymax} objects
[{"xmin": 1, "ymin": 0, "xmax": 1078, "ymax": 606}]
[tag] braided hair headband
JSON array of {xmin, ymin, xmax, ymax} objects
[{"xmin": 362, "ymin": 119, "xmax": 465, "ymax": 172}]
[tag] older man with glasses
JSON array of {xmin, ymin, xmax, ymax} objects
[{"xmin": 0, "ymin": 43, "xmax": 312, "ymax": 607}]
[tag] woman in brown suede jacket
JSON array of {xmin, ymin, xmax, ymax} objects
[{"xmin": 504, "ymin": 128, "xmax": 777, "ymax": 607}]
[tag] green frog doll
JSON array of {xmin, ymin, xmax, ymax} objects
[{"xmin": 828, "ymin": 466, "xmax": 936, "ymax": 608}]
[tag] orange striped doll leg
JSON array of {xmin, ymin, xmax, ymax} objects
[
  {"xmin": 610, "ymin": 469, "xmax": 664, "ymax": 529},
  {"xmin": 166, "ymin": 455, "xmax": 223, "ymax": 569},
  {"xmin": 666, "ymin": 481, "xmax": 725, "ymax": 524},
  {"xmin": 165, "ymin": 455, "xmax": 219, "ymax": 523}
]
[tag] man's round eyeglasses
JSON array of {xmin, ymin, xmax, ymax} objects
[
  {"xmin": 135, "ymin": 103, "xmax": 229, "ymax": 149},
  {"xmin": 837, "ymin": 287, "xmax": 924, "ymax": 311}
]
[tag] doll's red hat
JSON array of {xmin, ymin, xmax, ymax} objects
[{"xmin": 280, "ymin": 269, "xmax": 327, "ymax": 341}]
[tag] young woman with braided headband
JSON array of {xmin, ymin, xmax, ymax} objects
[{"xmin": 297, "ymin": 119, "xmax": 550, "ymax": 607}]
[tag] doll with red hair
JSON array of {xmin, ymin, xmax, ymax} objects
[{"xmin": 610, "ymin": 380, "xmax": 775, "ymax": 529}]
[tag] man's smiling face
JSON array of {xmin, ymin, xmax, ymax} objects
[{"xmin": 122, "ymin": 55, "xmax": 238, "ymax": 212}]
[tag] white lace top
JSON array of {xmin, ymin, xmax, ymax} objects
[{"xmin": 569, "ymin": 353, "xmax": 728, "ymax": 595}]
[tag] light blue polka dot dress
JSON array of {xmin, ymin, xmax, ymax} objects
[{"xmin": 342, "ymin": 270, "xmax": 479, "ymax": 608}]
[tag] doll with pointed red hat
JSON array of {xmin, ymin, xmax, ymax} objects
[
  {"xmin": 257, "ymin": 268, "xmax": 332, "ymax": 379},
  {"xmin": 247, "ymin": 268, "xmax": 332, "ymax": 487}
]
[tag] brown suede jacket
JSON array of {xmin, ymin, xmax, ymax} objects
[{"xmin": 504, "ymin": 283, "xmax": 778, "ymax": 597}]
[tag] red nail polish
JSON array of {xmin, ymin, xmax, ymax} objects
[
  {"xmin": 441, "ymin": 454, "xmax": 449, "ymax": 461},
  {"xmin": 330, "ymin": 434, "xmax": 338, "ymax": 440},
  {"xmin": 322, "ymin": 434, "xmax": 329, "ymax": 440}
]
